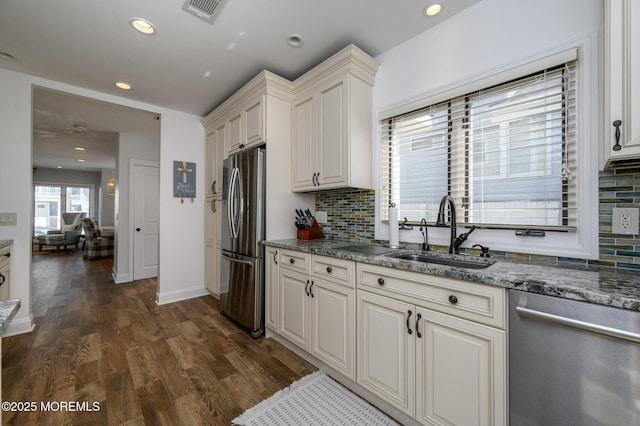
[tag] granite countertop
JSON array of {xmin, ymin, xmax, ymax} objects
[
  {"xmin": 0, "ymin": 240, "xmax": 12, "ymax": 250},
  {"xmin": 264, "ymin": 239, "xmax": 640, "ymax": 312},
  {"xmin": 0, "ymin": 299, "xmax": 20, "ymax": 337}
]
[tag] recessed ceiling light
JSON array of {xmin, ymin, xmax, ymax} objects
[
  {"xmin": 77, "ymin": 159, "xmax": 86, "ymax": 163},
  {"xmin": 0, "ymin": 51, "xmax": 16, "ymax": 60},
  {"xmin": 287, "ymin": 34, "xmax": 303, "ymax": 48},
  {"xmin": 425, "ymin": 3, "xmax": 443, "ymax": 16},
  {"xmin": 115, "ymin": 81, "xmax": 133, "ymax": 90},
  {"xmin": 56, "ymin": 165, "xmax": 63, "ymax": 169},
  {"xmin": 74, "ymin": 147, "xmax": 85, "ymax": 151},
  {"xmin": 130, "ymin": 18, "xmax": 156, "ymax": 35}
]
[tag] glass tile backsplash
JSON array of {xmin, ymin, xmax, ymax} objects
[{"xmin": 314, "ymin": 161, "xmax": 640, "ymax": 271}]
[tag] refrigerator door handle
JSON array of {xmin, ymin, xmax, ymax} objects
[
  {"xmin": 227, "ymin": 167, "xmax": 239, "ymax": 238},
  {"xmin": 221, "ymin": 251, "xmax": 254, "ymax": 266}
]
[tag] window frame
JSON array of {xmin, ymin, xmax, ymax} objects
[{"xmin": 374, "ymin": 38, "xmax": 599, "ymax": 259}]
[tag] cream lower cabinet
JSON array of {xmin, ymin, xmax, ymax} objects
[
  {"xmin": 0, "ymin": 244, "xmax": 11, "ymax": 301},
  {"xmin": 265, "ymin": 246, "xmax": 280, "ymax": 331},
  {"xmin": 204, "ymin": 197, "xmax": 220, "ymax": 297},
  {"xmin": 278, "ymin": 250, "xmax": 356, "ymax": 379},
  {"xmin": 357, "ymin": 264, "xmax": 507, "ymax": 426}
]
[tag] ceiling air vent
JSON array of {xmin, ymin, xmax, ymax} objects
[{"xmin": 183, "ymin": 0, "xmax": 225, "ymax": 23}]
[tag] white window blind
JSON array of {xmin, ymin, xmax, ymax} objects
[{"xmin": 380, "ymin": 61, "xmax": 577, "ymax": 230}]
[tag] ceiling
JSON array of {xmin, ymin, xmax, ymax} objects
[{"xmin": 1, "ymin": 0, "xmax": 480, "ymax": 171}]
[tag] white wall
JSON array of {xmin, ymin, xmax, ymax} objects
[
  {"xmin": 156, "ymin": 112, "xmax": 207, "ymax": 304},
  {"xmin": 372, "ymin": 0, "xmax": 603, "ymax": 257},
  {"xmin": 374, "ymin": 0, "xmax": 603, "ymax": 111},
  {"xmin": 0, "ymin": 69, "xmax": 35, "ymax": 335},
  {"xmin": 100, "ymin": 168, "xmax": 116, "ymax": 226},
  {"xmin": 0, "ymin": 67, "xmax": 205, "ymax": 335}
]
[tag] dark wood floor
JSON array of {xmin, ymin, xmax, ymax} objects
[{"xmin": 2, "ymin": 250, "xmax": 316, "ymax": 425}]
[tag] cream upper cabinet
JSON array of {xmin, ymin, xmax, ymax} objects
[
  {"xmin": 205, "ymin": 123, "xmax": 226, "ymax": 199},
  {"xmin": 227, "ymin": 111, "xmax": 243, "ymax": 155},
  {"xmin": 292, "ymin": 88, "xmax": 316, "ymax": 189},
  {"xmin": 205, "ymin": 132, "xmax": 215, "ymax": 199},
  {"xmin": 227, "ymin": 94, "xmax": 265, "ymax": 155},
  {"xmin": 202, "ymin": 71, "xmax": 292, "ymax": 156},
  {"xmin": 213, "ymin": 122, "xmax": 226, "ymax": 198},
  {"xmin": 604, "ymin": 0, "xmax": 640, "ymax": 165},
  {"xmin": 291, "ymin": 44, "xmax": 379, "ymax": 192}
]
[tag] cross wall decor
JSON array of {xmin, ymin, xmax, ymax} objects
[{"xmin": 173, "ymin": 160, "xmax": 196, "ymax": 200}]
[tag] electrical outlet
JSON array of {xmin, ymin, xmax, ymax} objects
[
  {"xmin": 612, "ymin": 208, "xmax": 639, "ymax": 235},
  {"xmin": 315, "ymin": 211, "xmax": 328, "ymax": 224}
]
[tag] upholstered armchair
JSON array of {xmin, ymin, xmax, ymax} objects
[
  {"xmin": 36, "ymin": 212, "xmax": 85, "ymax": 251},
  {"xmin": 47, "ymin": 212, "xmax": 85, "ymax": 235},
  {"xmin": 81, "ymin": 217, "xmax": 114, "ymax": 259}
]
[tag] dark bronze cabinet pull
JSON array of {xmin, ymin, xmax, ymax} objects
[
  {"xmin": 377, "ymin": 277, "xmax": 385, "ymax": 285},
  {"xmin": 273, "ymin": 250, "xmax": 278, "ymax": 265},
  {"xmin": 415, "ymin": 313, "xmax": 422, "ymax": 338},
  {"xmin": 613, "ymin": 120, "xmax": 622, "ymax": 151},
  {"xmin": 326, "ymin": 266, "xmax": 332, "ymax": 273},
  {"xmin": 406, "ymin": 310, "xmax": 413, "ymax": 335},
  {"xmin": 289, "ymin": 258, "xmax": 295, "ymax": 264},
  {"xmin": 449, "ymin": 295, "xmax": 458, "ymax": 305},
  {"xmin": 305, "ymin": 280, "xmax": 310, "ymax": 296},
  {"xmin": 309, "ymin": 281, "xmax": 314, "ymax": 298},
  {"xmin": 0, "ymin": 273, "xmax": 5, "ymax": 285}
]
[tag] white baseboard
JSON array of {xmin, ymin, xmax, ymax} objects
[
  {"xmin": 3, "ymin": 314, "xmax": 35, "ymax": 337},
  {"xmin": 112, "ymin": 270, "xmax": 131, "ymax": 284},
  {"xmin": 155, "ymin": 285, "xmax": 209, "ymax": 305}
]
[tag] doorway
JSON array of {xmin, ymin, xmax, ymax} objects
[{"xmin": 132, "ymin": 162, "xmax": 159, "ymax": 280}]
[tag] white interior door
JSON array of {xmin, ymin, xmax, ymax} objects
[{"xmin": 133, "ymin": 164, "xmax": 159, "ymax": 280}]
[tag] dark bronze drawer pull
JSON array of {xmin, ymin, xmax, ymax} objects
[{"xmin": 449, "ymin": 295, "xmax": 458, "ymax": 305}]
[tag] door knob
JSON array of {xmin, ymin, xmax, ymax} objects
[{"xmin": 136, "ymin": 228, "xmax": 141, "ymax": 232}]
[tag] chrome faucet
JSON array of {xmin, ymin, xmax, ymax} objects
[{"xmin": 436, "ymin": 195, "xmax": 457, "ymax": 254}]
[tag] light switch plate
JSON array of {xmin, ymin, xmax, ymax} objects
[
  {"xmin": 0, "ymin": 212, "xmax": 17, "ymax": 226},
  {"xmin": 612, "ymin": 207, "xmax": 639, "ymax": 235}
]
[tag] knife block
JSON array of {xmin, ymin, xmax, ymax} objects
[{"xmin": 297, "ymin": 220, "xmax": 324, "ymax": 240}]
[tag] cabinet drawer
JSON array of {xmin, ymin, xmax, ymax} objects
[
  {"xmin": 357, "ymin": 263, "xmax": 505, "ymax": 329},
  {"xmin": 280, "ymin": 249, "xmax": 311, "ymax": 274},
  {"xmin": 312, "ymin": 255, "xmax": 355, "ymax": 288}
]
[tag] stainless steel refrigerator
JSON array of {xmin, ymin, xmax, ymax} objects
[{"xmin": 220, "ymin": 146, "xmax": 265, "ymax": 338}]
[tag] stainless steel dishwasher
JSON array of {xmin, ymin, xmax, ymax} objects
[{"xmin": 509, "ymin": 290, "xmax": 640, "ymax": 425}]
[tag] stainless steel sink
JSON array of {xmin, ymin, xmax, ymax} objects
[
  {"xmin": 335, "ymin": 244, "xmax": 399, "ymax": 255},
  {"xmin": 386, "ymin": 252, "xmax": 495, "ymax": 269}
]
